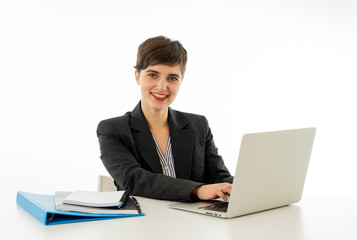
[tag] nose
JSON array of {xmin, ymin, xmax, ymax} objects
[{"xmin": 156, "ymin": 78, "xmax": 167, "ymax": 91}]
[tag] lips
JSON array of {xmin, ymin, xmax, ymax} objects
[{"xmin": 151, "ymin": 92, "xmax": 168, "ymax": 101}]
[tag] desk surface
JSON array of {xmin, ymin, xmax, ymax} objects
[{"xmin": 1, "ymin": 195, "xmax": 357, "ymax": 240}]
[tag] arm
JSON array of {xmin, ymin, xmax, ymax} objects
[
  {"xmin": 97, "ymin": 119, "xmax": 202, "ymax": 202},
  {"xmin": 191, "ymin": 116, "xmax": 234, "ymax": 200},
  {"xmin": 202, "ymin": 116, "xmax": 234, "ymax": 184}
]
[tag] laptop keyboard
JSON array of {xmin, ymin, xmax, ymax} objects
[{"xmin": 198, "ymin": 202, "xmax": 228, "ymax": 212}]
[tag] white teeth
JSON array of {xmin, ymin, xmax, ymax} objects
[{"xmin": 152, "ymin": 93, "xmax": 167, "ymax": 98}]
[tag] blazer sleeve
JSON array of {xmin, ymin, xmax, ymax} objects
[
  {"xmin": 97, "ymin": 119, "xmax": 202, "ymax": 202},
  {"xmin": 202, "ymin": 116, "xmax": 234, "ymax": 184}
]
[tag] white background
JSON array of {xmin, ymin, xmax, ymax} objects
[{"xmin": 1, "ymin": 0, "xmax": 356, "ymax": 197}]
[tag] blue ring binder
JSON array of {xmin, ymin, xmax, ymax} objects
[{"xmin": 16, "ymin": 191, "xmax": 144, "ymax": 225}]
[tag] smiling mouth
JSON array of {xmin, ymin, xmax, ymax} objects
[{"xmin": 151, "ymin": 92, "xmax": 168, "ymax": 101}]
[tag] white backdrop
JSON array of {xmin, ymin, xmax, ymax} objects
[{"xmin": 1, "ymin": 0, "xmax": 356, "ymax": 197}]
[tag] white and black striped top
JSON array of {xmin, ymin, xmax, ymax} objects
[{"xmin": 152, "ymin": 136, "xmax": 176, "ymax": 178}]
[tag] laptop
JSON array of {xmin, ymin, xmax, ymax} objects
[{"xmin": 169, "ymin": 127, "xmax": 316, "ymax": 218}]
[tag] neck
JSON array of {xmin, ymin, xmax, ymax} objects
[{"xmin": 141, "ymin": 104, "xmax": 169, "ymax": 130}]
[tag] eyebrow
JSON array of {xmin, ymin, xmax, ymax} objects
[
  {"xmin": 146, "ymin": 69, "xmax": 181, "ymax": 78},
  {"xmin": 146, "ymin": 69, "xmax": 159, "ymax": 74}
]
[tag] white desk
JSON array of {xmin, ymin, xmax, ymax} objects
[{"xmin": 1, "ymin": 195, "xmax": 357, "ymax": 240}]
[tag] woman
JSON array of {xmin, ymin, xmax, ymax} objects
[{"xmin": 97, "ymin": 36, "xmax": 233, "ymax": 202}]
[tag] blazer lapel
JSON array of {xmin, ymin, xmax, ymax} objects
[
  {"xmin": 130, "ymin": 103, "xmax": 195, "ymax": 179},
  {"xmin": 168, "ymin": 108, "xmax": 194, "ymax": 180},
  {"xmin": 130, "ymin": 103, "xmax": 163, "ymax": 174}
]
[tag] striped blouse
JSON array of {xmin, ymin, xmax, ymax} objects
[{"xmin": 152, "ymin": 136, "xmax": 176, "ymax": 178}]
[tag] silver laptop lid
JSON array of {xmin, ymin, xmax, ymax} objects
[{"xmin": 227, "ymin": 127, "xmax": 316, "ymax": 218}]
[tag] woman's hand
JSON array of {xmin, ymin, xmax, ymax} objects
[{"xmin": 191, "ymin": 182, "xmax": 232, "ymax": 201}]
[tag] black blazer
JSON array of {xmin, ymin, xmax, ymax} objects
[{"xmin": 97, "ymin": 102, "xmax": 233, "ymax": 201}]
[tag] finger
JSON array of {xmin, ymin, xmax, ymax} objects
[
  {"xmin": 224, "ymin": 185, "xmax": 232, "ymax": 195},
  {"xmin": 216, "ymin": 191, "xmax": 228, "ymax": 201}
]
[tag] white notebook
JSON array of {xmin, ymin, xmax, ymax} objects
[
  {"xmin": 55, "ymin": 191, "xmax": 140, "ymax": 214},
  {"xmin": 62, "ymin": 190, "xmax": 127, "ymax": 207}
]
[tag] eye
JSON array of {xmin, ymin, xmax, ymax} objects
[
  {"xmin": 148, "ymin": 73, "xmax": 157, "ymax": 78},
  {"xmin": 169, "ymin": 76, "xmax": 179, "ymax": 81}
]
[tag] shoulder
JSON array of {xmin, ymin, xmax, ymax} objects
[
  {"xmin": 96, "ymin": 112, "xmax": 131, "ymax": 136},
  {"xmin": 170, "ymin": 109, "xmax": 209, "ymax": 131},
  {"xmin": 174, "ymin": 109, "xmax": 207, "ymax": 121}
]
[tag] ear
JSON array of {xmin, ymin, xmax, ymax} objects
[{"xmin": 135, "ymin": 70, "xmax": 140, "ymax": 85}]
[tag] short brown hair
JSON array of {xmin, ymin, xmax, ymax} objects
[{"xmin": 134, "ymin": 36, "xmax": 188, "ymax": 77}]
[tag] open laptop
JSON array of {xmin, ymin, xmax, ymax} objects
[{"xmin": 169, "ymin": 127, "xmax": 316, "ymax": 218}]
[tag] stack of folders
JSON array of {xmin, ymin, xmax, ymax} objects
[{"xmin": 16, "ymin": 190, "xmax": 144, "ymax": 225}]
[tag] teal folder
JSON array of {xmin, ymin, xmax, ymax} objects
[{"xmin": 16, "ymin": 191, "xmax": 144, "ymax": 225}]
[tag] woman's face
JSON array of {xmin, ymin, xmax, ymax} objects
[{"xmin": 135, "ymin": 64, "xmax": 182, "ymax": 114}]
